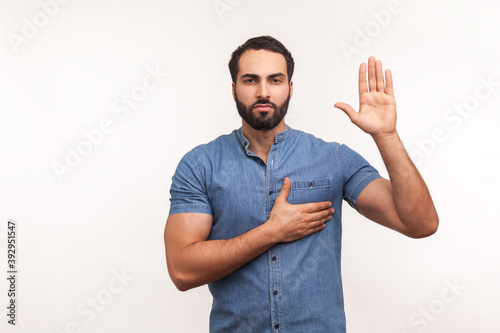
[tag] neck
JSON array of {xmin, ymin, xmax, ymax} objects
[{"xmin": 241, "ymin": 121, "xmax": 286, "ymax": 163}]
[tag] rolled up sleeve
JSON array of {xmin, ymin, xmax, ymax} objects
[
  {"xmin": 168, "ymin": 149, "xmax": 213, "ymax": 216},
  {"xmin": 338, "ymin": 144, "xmax": 382, "ymax": 211}
]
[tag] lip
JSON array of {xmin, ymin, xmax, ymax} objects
[{"xmin": 254, "ymin": 104, "xmax": 273, "ymax": 112}]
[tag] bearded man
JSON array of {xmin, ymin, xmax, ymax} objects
[{"xmin": 164, "ymin": 35, "xmax": 438, "ymax": 333}]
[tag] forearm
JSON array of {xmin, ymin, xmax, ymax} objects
[
  {"xmin": 169, "ymin": 222, "xmax": 278, "ymax": 291},
  {"xmin": 372, "ymin": 131, "xmax": 439, "ymax": 234}
]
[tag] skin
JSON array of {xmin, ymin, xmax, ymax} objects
[
  {"xmin": 232, "ymin": 49, "xmax": 293, "ymax": 162},
  {"xmin": 334, "ymin": 57, "xmax": 439, "ymax": 238},
  {"xmin": 164, "ymin": 50, "xmax": 439, "ymax": 291}
]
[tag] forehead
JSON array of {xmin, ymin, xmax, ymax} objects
[{"xmin": 237, "ymin": 49, "xmax": 287, "ymax": 78}]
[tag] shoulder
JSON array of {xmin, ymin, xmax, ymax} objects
[
  {"xmin": 185, "ymin": 129, "xmax": 238, "ymax": 155},
  {"xmin": 177, "ymin": 129, "xmax": 240, "ymax": 168},
  {"xmin": 289, "ymin": 127, "xmax": 368, "ymax": 163},
  {"xmin": 290, "ymin": 127, "xmax": 341, "ymax": 151}
]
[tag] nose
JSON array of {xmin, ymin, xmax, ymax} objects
[{"xmin": 257, "ymin": 82, "xmax": 270, "ymax": 99}]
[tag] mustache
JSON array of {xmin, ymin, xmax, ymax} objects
[{"xmin": 252, "ymin": 99, "xmax": 277, "ymax": 109}]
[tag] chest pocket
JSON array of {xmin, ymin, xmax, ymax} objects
[{"xmin": 288, "ymin": 178, "xmax": 332, "ymax": 205}]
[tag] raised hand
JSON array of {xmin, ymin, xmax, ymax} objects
[{"xmin": 334, "ymin": 56, "xmax": 397, "ymax": 138}]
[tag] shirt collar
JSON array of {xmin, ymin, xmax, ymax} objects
[{"xmin": 236, "ymin": 124, "xmax": 294, "ymax": 150}]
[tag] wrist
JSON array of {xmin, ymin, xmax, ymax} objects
[
  {"xmin": 259, "ymin": 220, "xmax": 281, "ymax": 246},
  {"xmin": 371, "ymin": 130, "xmax": 399, "ymax": 146}
]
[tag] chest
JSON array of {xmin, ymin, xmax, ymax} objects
[{"xmin": 205, "ymin": 148, "xmax": 343, "ymax": 240}]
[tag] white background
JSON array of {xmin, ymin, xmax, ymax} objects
[{"xmin": 1, "ymin": 0, "xmax": 499, "ymax": 332}]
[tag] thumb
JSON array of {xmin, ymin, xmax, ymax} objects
[
  {"xmin": 334, "ymin": 102, "xmax": 358, "ymax": 124},
  {"xmin": 276, "ymin": 177, "xmax": 291, "ymax": 203}
]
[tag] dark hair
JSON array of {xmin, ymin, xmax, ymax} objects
[{"xmin": 228, "ymin": 35, "xmax": 294, "ymax": 83}]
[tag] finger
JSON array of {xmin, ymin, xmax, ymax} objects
[
  {"xmin": 375, "ymin": 59, "xmax": 384, "ymax": 92},
  {"xmin": 334, "ymin": 102, "xmax": 358, "ymax": 124},
  {"xmin": 276, "ymin": 177, "xmax": 291, "ymax": 203},
  {"xmin": 368, "ymin": 56, "xmax": 376, "ymax": 92},
  {"xmin": 306, "ymin": 208, "xmax": 334, "ymax": 222},
  {"xmin": 305, "ymin": 215, "xmax": 332, "ymax": 232},
  {"xmin": 301, "ymin": 201, "xmax": 332, "ymax": 214},
  {"xmin": 306, "ymin": 223, "xmax": 327, "ymax": 235},
  {"xmin": 385, "ymin": 69, "xmax": 394, "ymax": 96},
  {"xmin": 358, "ymin": 62, "xmax": 368, "ymax": 95}
]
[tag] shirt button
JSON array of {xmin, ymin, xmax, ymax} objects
[
  {"xmin": 275, "ymin": 323, "xmax": 279, "ymax": 329},
  {"xmin": 273, "ymin": 290, "xmax": 278, "ymax": 296},
  {"xmin": 269, "ymin": 190, "xmax": 273, "ymax": 196},
  {"xmin": 272, "ymin": 256, "xmax": 276, "ymax": 261},
  {"xmin": 309, "ymin": 181, "xmax": 313, "ymax": 187}
]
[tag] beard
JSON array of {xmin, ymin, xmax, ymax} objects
[{"xmin": 235, "ymin": 90, "xmax": 291, "ymax": 131}]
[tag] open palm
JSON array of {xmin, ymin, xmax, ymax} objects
[{"xmin": 335, "ymin": 56, "xmax": 397, "ymax": 137}]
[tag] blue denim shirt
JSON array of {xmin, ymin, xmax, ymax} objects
[{"xmin": 169, "ymin": 125, "xmax": 381, "ymax": 332}]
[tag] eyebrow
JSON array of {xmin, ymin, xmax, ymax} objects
[{"xmin": 240, "ymin": 72, "xmax": 286, "ymax": 80}]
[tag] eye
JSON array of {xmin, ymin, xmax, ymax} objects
[
  {"xmin": 243, "ymin": 78, "xmax": 255, "ymax": 83},
  {"xmin": 271, "ymin": 78, "xmax": 282, "ymax": 83}
]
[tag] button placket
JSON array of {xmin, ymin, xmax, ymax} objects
[{"xmin": 266, "ymin": 144, "xmax": 282, "ymax": 333}]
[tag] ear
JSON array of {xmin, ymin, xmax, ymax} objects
[
  {"xmin": 232, "ymin": 82, "xmax": 236, "ymax": 102},
  {"xmin": 289, "ymin": 81, "xmax": 293, "ymax": 99}
]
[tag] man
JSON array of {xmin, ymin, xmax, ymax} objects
[{"xmin": 164, "ymin": 36, "xmax": 438, "ymax": 332}]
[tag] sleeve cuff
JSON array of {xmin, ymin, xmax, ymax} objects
[
  {"xmin": 168, "ymin": 204, "xmax": 213, "ymax": 216},
  {"xmin": 345, "ymin": 173, "xmax": 382, "ymax": 212}
]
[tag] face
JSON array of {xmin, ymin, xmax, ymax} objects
[{"xmin": 232, "ymin": 49, "xmax": 293, "ymax": 131}]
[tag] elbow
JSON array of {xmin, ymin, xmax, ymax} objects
[
  {"xmin": 408, "ymin": 225, "xmax": 438, "ymax": 239},
  {"xmin": 172, "ymin": 278, "xmax": 192, "ymax": 292},
  {"xmin": 406, "ymin": 215, "xmax": 439, "ymax": 239},
  {"xmin": 165, "ymin": 248, "xmax": 198, "ymax": 291},
  {"xmin": 167, "ymin": 266, "xmax": 198, "ymax": 292},
  {"xmin": 170, "ymin": 273, "xmax": 192, "ymax": 292}
]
